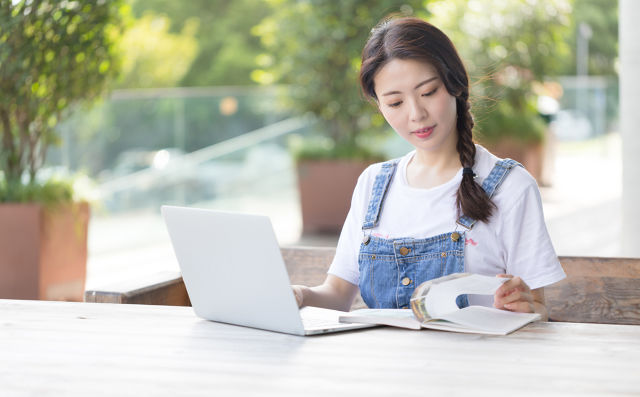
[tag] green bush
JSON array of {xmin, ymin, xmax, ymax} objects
[
  {"xmin": 0, "ymin": 176, "xmax": 73, "ymax": 207},
  {"xmin": 252, "ymin": 0, "xmax": 428, "ymax": 160},
  {"xmin": 0, "ymin": 0, "xmax": 123, "ymax": 203},
  {"xmin": 427, "ymin": 0, "xmax": 572, "ymax": 144}
]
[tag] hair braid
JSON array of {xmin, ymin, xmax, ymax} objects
[{"xmin": 455, "ymin": 96, "xmax": 495, "ymax": 222}]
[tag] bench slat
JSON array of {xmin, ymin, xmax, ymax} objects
[
  {"xmin": 84, "ymin": 250, "xmax": 640, "ymax": 325},
  {"xmin": 545, "ymin": 256, "xmax": 640, "ymax": 324}
]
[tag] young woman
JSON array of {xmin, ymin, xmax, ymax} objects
[{"xmin": 292, "ymin": 17, "xmax": 565, "ymax": 320}]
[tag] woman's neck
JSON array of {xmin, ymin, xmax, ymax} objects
[{"xmin": 406, "ymin": 138, "xmax": 463, "ymax": 189}]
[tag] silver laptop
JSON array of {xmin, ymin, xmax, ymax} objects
[{"xmin": 161, "ymin": 205, "xmax": 375, "ymax": 336}]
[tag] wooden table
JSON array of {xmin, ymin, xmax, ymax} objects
[{"xmin": 1, "ymin": 299, "xmax": 639, "ymax": 396}]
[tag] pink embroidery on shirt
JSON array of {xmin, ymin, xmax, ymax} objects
[
  {"xmin": 372, "ymin": 232, "xmax": 389, "ymax": 238},
  {"xmin": 465, "ymin": 238, "xmax": 478, "ymax": 246}
]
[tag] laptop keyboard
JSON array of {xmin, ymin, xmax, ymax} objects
[
  {"xmin": 299, "ymin": 307, "xmax": 346, "ymax": 329},
  {"xmin": 302, "ymin": 317, "xmax": 343, "ymax": 329}
]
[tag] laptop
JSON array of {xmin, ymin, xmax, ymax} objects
[{"xmin": 161, "ymin": 205, "xmax": 375, "ymax": 336}]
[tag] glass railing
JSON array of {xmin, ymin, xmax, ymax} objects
[
  {"xmin": 96, "ymin": 116, "xmax": 313, "ymax": 213},
  {"xmin": 47, "ymin": 87, "xmax": 318, "ymax": 281},
  {"xmin": 553, "ymin": 76, "xmax": 618, "ymax": 140},
  {"xmin": 50, "ymin": 86, "xmax": 291, "ymax": 179}
]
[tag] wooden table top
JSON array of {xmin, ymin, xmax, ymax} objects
[{"xmin": 1, "ymin": 299, "xmax": 639, "ymax": 396}]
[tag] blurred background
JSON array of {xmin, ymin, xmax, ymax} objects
[{"xmin": 1, "ymin": 0, "xmax": 636, "ymax": 294}]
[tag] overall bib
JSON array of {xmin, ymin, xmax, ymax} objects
[{"xmin": 358, "ymin": 158, "xmax": 522, "ymax": 309}]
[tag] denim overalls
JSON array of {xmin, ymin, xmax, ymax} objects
[{"xmin": 358, "ymin": 158, "xmax": 522, "ymax": 309}]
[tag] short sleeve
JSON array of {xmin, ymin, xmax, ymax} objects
[
  {"xmin": 498, "ymin": 182, "xmax": 566, "ymax": 290},
  {"xmin": 326, "ymin": 165, "xmax": 378, "ymax": 286}
]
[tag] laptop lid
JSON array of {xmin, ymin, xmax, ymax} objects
[
  {"xmin": 162, "ymin": 205, "xmax": 376, "ymax": 336},
  {"xmin": 161, "ymin": 205, "xmax": 308, "ymax": 335}
]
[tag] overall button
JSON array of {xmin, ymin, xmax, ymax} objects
[
  {"xmin": 451, "ymin": 232, "xmax": 460, "ymax": 242},
  {"xmin": 362, "ymin": 235, "xmax": 371, "ymax": 245},
  {"xmin": 401, "ymin": 277, "xmax": 411, "ymax": 286},
  {"xmin": 399, "ymin": 247, "xmax": 410, "ymax": 256}
]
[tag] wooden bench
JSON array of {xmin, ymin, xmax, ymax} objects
[{"xmin": 84, "ymin": 247, "xmax": 640, "ymax": 325}]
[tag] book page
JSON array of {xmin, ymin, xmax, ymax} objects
[
  {"xmin": 339, "ymin": 309, "xmax": 422, "ymax": 330},
  {"xmin": 429, "ymin": 306, "xmax": 541, "ymax": 335},
  {"xmin": 427, "ymin": 274, "xmax": 507, "ymax": 317},
  {"xmin": 418, "ymin": 274, "xmax": 508, "ymax": 318},
  {"xmin": 410, "ymin": 273, "xmax": 471, "ymax": 321}
]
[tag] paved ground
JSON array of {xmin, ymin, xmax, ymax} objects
[{"xmin": 85, "ymin": 133, "xmax": 622, "ymax": 290}]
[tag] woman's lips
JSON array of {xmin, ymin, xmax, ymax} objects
[{"xmin": 412, "ymin": 125, "xmax": 435, "ymax": 139}]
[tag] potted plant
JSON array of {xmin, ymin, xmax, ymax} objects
[
  {"xmin": 0, "ymin": 1, "xmax": 122, "ymax": 300},
  {"xmin": 472, "ymin": 68, "xmax": 548, "ymax": 182},
  {"xmin": 252, "ymin": 1, "xmax": 426, "ymax": 233},
  {"xmin": 427, "ymin": 0, "xmax": 572, "ymax": 184}
]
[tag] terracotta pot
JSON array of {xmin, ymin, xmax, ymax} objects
[
  {"xmin": 0, "ymin": 202, "xmax": 89, "ymax": 301},
  {"xmin": 296, "ymin": 159, "xmax": 371, "ymax": 234},
  {"xmin": 482, "ymin": 138, "xmax": 549, "ymax": 185}
]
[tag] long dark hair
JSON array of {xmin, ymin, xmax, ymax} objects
[{"xmin": 359, "ymin": 16, "xmax": 495, "ymax": 223}]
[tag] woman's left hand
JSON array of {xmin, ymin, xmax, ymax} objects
[{"xmin": 493, "ymin": 274, "xmax": 535, "ymax": 313}]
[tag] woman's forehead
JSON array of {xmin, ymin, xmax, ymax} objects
[{"xmin": 373, "ymin": 58, "xmax": 439, "ymax": 93}]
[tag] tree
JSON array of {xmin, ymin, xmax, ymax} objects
[
  {"xmin": 116, "ymin": 11, "xmax": 199, "ymax": 88},
  {"xmin": 252, "ymin": 0, "xmax": 429, "ymax": 159},
  {"xmin": 427, "ymin": 0, "xmax": 574, "ymax": 144},
  {"xmin": 0, "ymin": 0, "xmax": 123, "ymax": 202},
  {"xmin": 128, "ymin": 0, "xmax": 270, "ymax": 87}
]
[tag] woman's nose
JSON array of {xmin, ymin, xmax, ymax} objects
[{"xmin": 409, "ymin": 99, "xmax": 428, "ymax": 122}]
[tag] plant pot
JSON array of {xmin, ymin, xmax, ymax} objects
[
  {"xmin": 482, "ymin": 137, "xmax": 551, "ymax": 186},
  {"xmin": 296, "ymin": 159, "xmax": 371, "ymax": 234},
  {"xmin": 0, "ymin": 202, "xmax": 89, "ymax": 301}
]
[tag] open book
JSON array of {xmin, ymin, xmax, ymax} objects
[{"xmin": 339, "ymin": 273, "xmax": 541, "ymax": 335}]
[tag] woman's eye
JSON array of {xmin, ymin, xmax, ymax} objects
[
  {"xmin": 388, "ymin": 101, "xmax": 402, "ymax": 108},
  {"xmin": 422, "ymin": 88, "xmax": 438, "ymax": 97}
]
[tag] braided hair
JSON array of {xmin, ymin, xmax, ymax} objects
[{"xmin": 359, "ymin": 16, "xmax": 495, "ymax": 222}]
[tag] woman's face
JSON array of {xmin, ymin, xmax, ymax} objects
[{"xmin": 373, "ymin": 58, "xmax": 458, "ymax": 154}]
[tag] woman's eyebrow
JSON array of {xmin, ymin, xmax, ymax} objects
[
  {"xmin": 414, "ymin": 76, "xmax": 438, "ymax": 90},
  {"xmin": 381, "ymin": 77, "xmax": 439, "ymax": 96}
]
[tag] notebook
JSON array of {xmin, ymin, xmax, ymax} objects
[{"xmin": 161, "ymin": 205, "xmax": 375, "ymax": 336}]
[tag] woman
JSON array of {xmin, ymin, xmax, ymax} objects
[{"xmin": 292, "ymin": 17, "xmax": 565, "ymax": 320}]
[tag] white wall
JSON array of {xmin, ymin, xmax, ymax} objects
[{"xmin": 620, "ymin": 0, "xmax": 640, "ymax": 256}]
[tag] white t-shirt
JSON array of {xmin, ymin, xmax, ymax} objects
[{"xmin": 328, "ymin": 145, "xmax": 566, "ymax": 307}]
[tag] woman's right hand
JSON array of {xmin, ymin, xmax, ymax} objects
[
  {"xmin": 291, "ymin": 285, "xmax": 306, "ymax": 307},
  {"xmin": 291, "ymin": 276, "xmax": 358, "ymax": 312}
]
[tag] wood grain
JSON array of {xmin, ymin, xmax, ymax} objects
[
  {"xmin": 546, "ymin": 256, "xmax": 640, "ymax": 324},
  {"xmin": 85, "ymin": 271, "xmax": 190, "ymax": 306},
  {"xmin": 1, "ymin": 299, "xmax": 639, "ymax": 396},
  {"xmin": 84, "ymin": 249, "xmax": 640, "ymax": 325}
]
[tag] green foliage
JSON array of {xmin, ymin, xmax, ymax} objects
[
  {"xmin": 558, "ymin": 0, "xmax": 618, "ymax": 76},
  {"xmin": 128, "ymin": 0, "xmax": 271, "ymax": 86},
  {"xmin": 474, "ymin": 95, "xmax": 548, "ymax": 144},
  {"xmin": 0, "ymin": 175, "xmax": 73, "ymax": 207},
  {"xmin": 252, "ymin": 0, "xmax": 429, "ymax": 159},
  {"xmin": 116, "ymin": 11, "xmax": 199, "ymax": 88},
  {"xmin": 428, "ymin": 0, "xmax": 573, "ymax": 144},
  {"xmin": 0, "ymin": 0, "xmax": 123, "ymax": 203},
  {"xmin": 288, "ymin": 133, "xmax": 386, "ymax": 162}
]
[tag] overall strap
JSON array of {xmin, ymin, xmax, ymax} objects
[
  {"xmin": 362, "ymin": 160, "xmax": 399, "ymax": 230},
  {"xmin": 456, "ymin": 158, "xmax": 523, "ymax": 230}
]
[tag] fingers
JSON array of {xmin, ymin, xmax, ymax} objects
[
  {"xmin": 495, "ymin": 275, "xmax": 530, "ymax": 296},
  {"xmin": 291, "ymin": 285, "xmax": 303, "ymax": 307},
  {"xmin": 493, "ymin": 275, "xmax": 534, "ymax": 313},
  {"xmin": 503, "ymin": 300, "xmax": 535, "ymax": 313}
]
